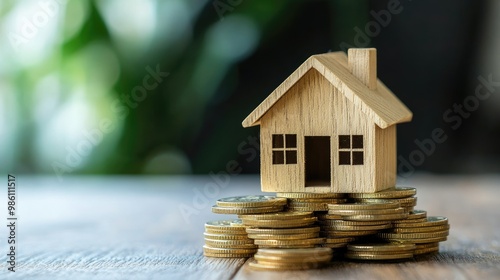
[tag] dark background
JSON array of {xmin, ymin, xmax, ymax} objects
[{"xmin": 3, "ymin": 0, "xmax": 500, "ymax": 176}]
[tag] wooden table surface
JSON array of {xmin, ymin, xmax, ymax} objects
[{"xmin": 1, "ymin": 174, "xmax": 499, "ymax": 279}]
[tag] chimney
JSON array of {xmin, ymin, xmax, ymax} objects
[{"xmin": 348, "ymin": 48, "xmax": 377, "ymax": 90}]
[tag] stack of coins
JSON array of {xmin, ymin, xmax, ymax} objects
[
  {"xmin": 249, "ymin": 248, "xmax": 332, "ymax": 270},
  {"xmin": 322, "ymin": 202, "xmax": 405, "ymax": 240},
  {"xmin": 211, "ymin": 195, "xmax": 287, "ymax": 214},
  {"xmin": 348, "ymin": 187, "xmax": 417, "ymax": 213},
  {"xmin": 378, "ymin": 214, "xmax": 449, "ymax": 256},
  {"xmin": 203, "ymin": 220, "xmax": 257, "ymax": 258},
  {"xmin": 345, "ymin": 243, "xmax": 416, "ymax": 261},
  {"xmin": 240, "ymin": 212, "xmax": 324, "ymax": 248},
  {"xmin": 277, "ymin": 192, "xmax": 347, "ymax": 212}
]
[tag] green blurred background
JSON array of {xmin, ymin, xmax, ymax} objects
[{"xmin": 1, "ymin": 0, "xmax": 499, "ymax": 176}]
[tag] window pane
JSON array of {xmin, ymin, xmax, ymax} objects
[
  {"xmin": 339, "ymin": 135, "xmax": 350, "ymax": 149},
  {"xmin": 285, "ymin": 134, "xmax": 297, "ymax": 148},
  {"xmin": 352, "ymin": 135, "xmax": 363, "ymax": 149},
  {"xmin": 273, "ymin": 151, "xmax": 284, "ymax": 164},
  {"xmin": 286, "ymin": 150, "xmax": 297, "ymax": 164},
  {"xmin": 272, "ymin": 134, "xmax": 284, "ymax": 148},
  {"xmin": 339, "ymin": 151, "xmax": 350, "ymax": 165},
  {"xmin": 352, "ymin": 151, "xmax": 364, "ymax": 165}
]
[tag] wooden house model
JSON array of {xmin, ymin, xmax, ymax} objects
[{"xmin": 242, "ymin": 48, "xmax": 412, "ymax": 193}]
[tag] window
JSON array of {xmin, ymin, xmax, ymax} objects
[
  {"xmin": 272, "ymin": 134, "xmax": 297, "ymax": 164},
  {"xmin": 338, "ymin": 135, "xmax": 364, "ymax": 165}
]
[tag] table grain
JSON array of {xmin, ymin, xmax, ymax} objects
[{"xmin": 0, "ymin": 175, "xmax": 499, "ymax": 280}]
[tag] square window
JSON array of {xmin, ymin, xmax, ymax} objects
[
  {"xmin": 339, "ymin": 151, "xmax": 350, "ymax": 165},
  {"xmin": 285, "ymin": 134, "xmax": 297, "ymax": 148},
  {"xmin": 286, "ymin": 150, "xmax": 297, "ymax": 164},
  {"xmin": 352, "ymin": 135, "xmax": 363, "ymax": 149},
  {"xmin": 352, "ymin": 151, "xmax": 364, "ymax": 165},
  {"xmin": 273, "ymin": 151, "xmax": 284, "ymax": 164},
  {"xmin": 272, "ymin": 134, "xmax": 284, "ymax": 148},
  {"xmin": 339, "ymin": 135, "xmax": 350, "ymax": 149}
]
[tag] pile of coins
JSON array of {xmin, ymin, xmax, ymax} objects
[
  {"xmin": 240, "ymin": 211, "xmax": 323, "ymax": 248},
  {"xmin": 211, "ymin": 195, "xmax": 287, "ymax": 215},
  {"xmin": 249, "ymin": 248, "xmax": 332, "ymax": 270},
  {"xmin": 278, "ymin": 192, "xmax": 347, "ymax": 212},
  {"xmin": 377, "ymin": 213, "xmax": 449, "ymax": 256},
  {"xmin": 348, "ymin": 187, "xmax": 417, "ymax": 213},
  {"xmin": 203, "ymin": 220, "xmax": 257, "ymax": 258},
  {"xmin": 345, "ymin": 243, "xmax": 416, "ymax": 261}
]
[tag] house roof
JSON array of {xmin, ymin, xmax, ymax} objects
[{"xmin": 242, "ymin": 52, "xmax": 413, "ymax": 129}]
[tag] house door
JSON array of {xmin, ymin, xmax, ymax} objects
[{"xmin": 305, "ymin": 136, "xmax": 331, "ymax": 187}]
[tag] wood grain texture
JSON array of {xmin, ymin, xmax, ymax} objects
[
  {"xmin": 348, "ymin": 48, "xmax": 377, "ymax": 90},
  {"xmin": 0, "ymin": 175, "xmax": 498, "ymax": 280}
]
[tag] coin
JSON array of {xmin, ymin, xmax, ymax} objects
[
  {"xmin": 289, "ymin": 198, "xmax": 349, "ymax": 204},
  {"xmin": 211, "ymin": 205, "xmax": 283, "ymax": 214},
  {"xmin": 288, "ymin": 202, "xmax": 331, "ymax": 211},
  {"xmin": 203, "ymin": 245, "xmax": 257, "ymax": 254},
  {"xmin": 354, "ymin": 197, "xmax": 417, "ymax": 207},
  {"xmin": 345, "ymin": 252, "xmax": 413, "ymax": 260},
  {"xmin": 392, "ymin": 216, "xmax": 449, "ymax": 228},
  {"xmin": 324, "ymin": 237, "xmax": 356, "ymax": 244},
  {"xmin": 315, "ymin": 213, "xmax": 344, "ymax": 220},
  {"xmin": 414, "ymin": 246, "xmax": 439, "ymax": 255},
  {"xmin": 256, "ymin": 247, "xmax": 332, "ymax": 256},
  {"xmin": 328, "ymin": 207, "xmax": 405, "ymax": 215},
  {"xmin": 407, "ymin": 210, "xmax": 427, "ymax": 219},
  {"xmin": 254, "ymin": 254, "xmax": 332, "ymax": 263},
  {"xmin": 239, "ymin": 211, "xmax": 313, "ymax": 220},
  {"xmin": 216, "ymin": 195, "xmax": 287, "ymax": 208},
  {"xmin": 248, "ymin": 232, "xmax": 319, "ymax": 240},
  {"xmin": 204, "ymin": 238, "xmax": 254, "ymax": 246},
  {"xmin": 205, "ymin": 220, "xmax": 246, "ymax": 230},
  {"xmin": 415, "ymin": 242, "xmax": 439, "ymax": 249},
  {"xmin": 254, "ymin": 238, "xmax": 325, "ymax": 246},
  {"xmin": 321, "ymin": 243, "xmax": 349, "ymax": 248},
  {"xmin": 249, "ymin": 261, "xmax": 327, "ymax": 270},
  {"xmin": 328, "ymin": 202, "xmax": 400, "ymax": 210},
  {"xmin": 342, "ymin": 213, "xmax": 409, "ymax": 221},
  {"xmin": 258, "ymin": 244, "xmax": 316, "ymax": 249},
  {"xmin": 204, "ymin": 252, "xmax": 254, "ymax": 258},
  {"xmin": 347, "ymin": 243, "xmax": 416, "ymax": 252},
  {"xmin": 348, "ymin": 187, "xmax": 416, "ymax": 199},
  {"xmin": 322, "ymin": 223, "xmax": 392, "ymax": 231},
  {"xmin": 203, "ymin": 232, "xmax": 253, "ymax": 240},
  {"xmin": 382, "ymin": 236, "xmax": 447, "ymax": 244},
  {"xmin": 320, "ymin": 230, "xmax": 378, "ymax": 237},
  {"xmin": 277, "ymin": 192, "xmax": 346, "ymax": 199},
  {"xmin": 241, "ymin": 217, "xmax": 317, "ymax": 228},
  {"xmin": 204, "ymin": 242, "xmax": 257, "ymax": 249},
  {"xmin": 392, "ymin": 224, "xmax": 450, "ymax": 233},
  {"xmin": 245, "ymin": 227, "xmax": 320, "ymax": 235},
  {"xmin": 377, "ymin": 230, "xmax": 449, "ymax": 239},
  {"xmin": 318, "ymin": 219, "xmax": 389, "ymax": 226},
  {"xmin": 392, "ymin": 217, "xmax": 427, "ymax": 224}
]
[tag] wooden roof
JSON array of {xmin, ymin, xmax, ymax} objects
[{"xmin": 242, "ymin": 52, "xmax": 413, "ymax": 129}]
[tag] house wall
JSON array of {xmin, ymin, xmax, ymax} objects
[
  {"xmin": 375, "ymin": 125, "xmax": 397, "ymax": 190},
  {"xmin": 260, "ymin": 68, "xmax": 378, "ymax": 193}
]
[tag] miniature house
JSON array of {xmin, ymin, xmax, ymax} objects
[{"xmin": 242, "ymin": 48, "xmax": 412, "ymax": 193}]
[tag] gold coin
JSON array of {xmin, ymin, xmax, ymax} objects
[
  {"xmin": 204, "ymin": 252, "xmax": 254, "ymax": 258},
  {"xmin": 239, "ymin": 211, "xmax": 313, "ymax": 220},
  {"xmin": 256, "ymin": 247, "xmax": 332, "ymax": 256},
  {"xmin": 414, "ymin": 245, "xmax": 439, "ymax": 255},
  {"xmin": 354, "ymin": 197, "xmax": 417, "ymax": 207},
  {"xmin": 319, "ymin": 219, "xmax": 389, "ymax": 226},
  {"xmin": 245, "ymin": 226, "xmax": 320, "ymax": 235},
  {"xmin": 287, "ymin": 206, "xmax": 328, "ymax": 212},
  {"xmin": 328, "ymin": 202, "xmax": 400, "ymax": 210},
  {"xmin": 324, "ymin": 237, "xmax": 356, "ymax": 244},
  {"xmin": 203, "ymin": 232, "xmax": 252, "ymax": 240},
  {"xmin": 204, "ymin": 242, "xmax": 257, "ymax": 249},
  {"xmin": 316, "ymin": 213, "xmax": 343, "ymax": 220},
  {"xmin": 321, "ymin": 230, "xmax": 378, "ymax": 237},
  {"xmin": 254, "ymin": 254, "xmax": 332, "ymax": 263},
  {"xmin": 343, "ymin": 213, "xmax": 409, "ymax": 221},
  {"xmin": 415, "ymin": 242, "xmax": 439, "ymax": 249},
  {"xmin": 407, "ymin": 210, "xmax": 427, "ymax": 219},
  {"xmin": 322, "ymin": 223, "xmax": 392, "ymax": 231},
  {"xmin": 328, "ymin": 207, "xmax": 405, "ymax": 216},
  {"xmin": 211, "ymin": 205, "xmax": 283, "ymax": 214},
  {"xmin": 204, "ymin": 238, "xmax": 254, "ymax": 246},
  {"xmin": 230, "ymin": 219, "xmax": 245, "ymax": 227},
  {"xmin": 277, "ymin": 192, "xmax": 346, "ymax": 199},
  {"xmin": 205, "ymin": 228, "xmax": 247, "ymax": 234},
  {"xmin": 392, "ymin": 224, "xmax": 450, "ymax": 233},
  {"xmin": 205, "ymin": 220, "xmax": 246, "ymax": 231},
  {"xmin": 378, "ymin": 230, "xmax": 449, "ymax": 239},
  {"xmin": 345, "ymin": 252, "xmax": 413, "ymax": 260},
  {"xmin": 288, "ymin": 202, "xmax": 331, "ymax": 211},
  {"xmin": 321, "ymin": 243, "xmax": 349, "ymax": 248},
  {"xmin": 392, "ymin": 216, "xmax": 449, "ymax": 228},
  {"xmin": 348, "ymin": 187, "xmax": 416, "ymax": 199},
  {"xmin": 392, "ymin": 217, "xmax": 427, "ymax": 224},
  {"xmin": 254, "ymin": 238, "xmax": 325, "ymax": 246},
  {"xmin": 382, "ymin": 236, "xmax": 447, "ymax": 244},
  {"xmin": 203, "ymin": 245, "xmax": 257, "ymax": 254},
  {"xmin": 241, "ymin": 217, "xmax": 317, "ymax": 228},
  {"xmin": 258, "ymin": 244, "xmax": 316, "ymax": 249},
  {"xmin": 288, "ymin": 198, "xmax": 348, "ymax": 204},
  {"xmin": 347, "ymin": 243, "xmax": 416, "ymax": 252},
  {"xmin": 216, "ymin": 195, "xmax": 287, "ymax": 208},
  {"xmin": 248, "ymin": 232, "xmax": 319, "ymax": 240}
]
